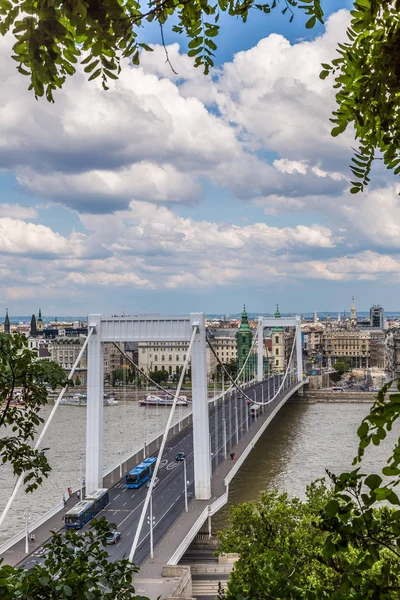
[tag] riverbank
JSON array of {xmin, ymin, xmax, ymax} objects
[{"xmin": 293, "ymin": 390, "xmax": 376, "ymax": 403}]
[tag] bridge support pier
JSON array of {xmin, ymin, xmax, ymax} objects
[
  {"xmin": 190, "ymin": 313, "xmax": 211, "ymax": 500},
  {"xmin": 296, "ymin": 316, "xmax": 302, "ymax": 382},
  {"xmin": 86, "ymin": 314, "xmax": 104, "ymax": 494}
]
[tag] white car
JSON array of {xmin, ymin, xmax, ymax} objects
[{"xmin": 147, "ymin": 477, "xmax": 160, "ymax": 489}]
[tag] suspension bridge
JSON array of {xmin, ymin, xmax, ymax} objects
[{"xmin": 0, "ymin": 312, "xmax": 306, "ymax": 599}]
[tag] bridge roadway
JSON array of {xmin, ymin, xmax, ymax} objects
[{"xmin": 19, "ymin": 374, "xmax": 291, "ymax": 575}]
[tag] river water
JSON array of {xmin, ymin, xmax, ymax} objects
[
  {"xmin": 0, "ymin": 400, "xmax": 397, "ymax": 545},
  {"xmin": 212, "ymin": 400, "xmax": 400, "ymax": 530}
]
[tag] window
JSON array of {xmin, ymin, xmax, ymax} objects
[
  {"xmin": 275, "ymin": 336, "xmax": 279, "ymax": 344},
  {"xmin": 154, "ymin": 355, "xmax": 158, "ymax": 361},
  {"xmin": 169, "ymin": 355, "xmax": 172, "ymax": 361},
  {"xmin": 169, "ymin": 366, "xmax": 172, "ymax": 374},
  {"xmin": 183, "ymin": 354, "xmax": 186, "ymax": 361},
  {"xmin": 176, "ymin": 355, "xmax": 179, "ymax": 361},
  {"xmin": 276, "ymin": 359, "xmax": 279, "ymax": 366},
  {"xmin": 154, "ymin": 366, "xmax": 158, "ymax": 372},
  {"xmin": 162, "ymin": 355, "xmax": 165, "ymax": 362},
  {"xmin": 275, "ymin": 348, "xmax": 279, "ymax": 355}
]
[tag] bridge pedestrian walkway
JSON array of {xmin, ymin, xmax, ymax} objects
[{"xmin": 134, "ymin": 380, "xmax": 304, "ymax": 600}]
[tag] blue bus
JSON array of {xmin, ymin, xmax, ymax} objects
[
  {"xmin": 64, "ymin": 488, "xmax": 109, "ymax": 530},
  {"xmin": 126, "ymin": 457, "xmax": 157, "ymax": 489}
]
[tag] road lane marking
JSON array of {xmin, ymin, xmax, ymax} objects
[
  {"xmin": 115, "ymin": 494, "xmax": 121, "ymax": 499},
  {"xmin": 123, "ymin": 502, "xmax": 127, "ymax": 506}
]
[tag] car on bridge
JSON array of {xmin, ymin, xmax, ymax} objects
[
  {"xmin": 106, "ymin": 530, "xmax": 121, "ymax": 545},
  {"xmin": 176, "ymin": 451, "xmax": 185, "ymax": 462},
  {"xmin": 147, "ymin": 476, "xmax": 160, "ymax": 489}
]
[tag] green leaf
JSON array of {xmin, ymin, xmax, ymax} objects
[
  {"xmin": 88, "ymin": 68, "xmax": 102, "ymax": 81},
  {"xmin": 305, "ymin": 16, "xmax": 316, "ymax": 28},
  {"xmin": 364, "ymin": 474, "xmax": 382, "ymax": 490},
  {"xmin": 325, "ymin": 499, "xmax": 340, "ymax": 517}
]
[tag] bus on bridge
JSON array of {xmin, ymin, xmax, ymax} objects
[{"xmin": 125, "ymin": 457, "xmax": 157, "ymax": 489}]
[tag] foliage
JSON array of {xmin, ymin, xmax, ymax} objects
[
  {"xmin": 321, "ymin": 0, "xmax": 400, "ymax": 192},
  {"xmin": 315, "ymin": 379, "xmax": 400, "ymax": 598},
  {"xmin": 333, "ymin": 360, "xmax": 350, "ymax": 375},
  {"xmin": 111, "ymin": 367, "xmax": 137, "ymax": 385},
  {"xmin": 148, "ymin": 368, "xmax": 168, "ymax": 384},
  {"xmin": 0, "ymin": 518, "xmax": 149, "ymax": 599},
  {"xmin": 0, "ymin": 0, "xmax": 324, "ymax": 101},
  {"xmin": 0, "ymin": 333, "xmax": 68, "ymax": 492},
  {"xmin": 217, "ymin": 480, "xmax": 339, "ymax": 599},
  {"xmin": 75, "ymin": 375, "xmax": 82, "ymax": 386}
]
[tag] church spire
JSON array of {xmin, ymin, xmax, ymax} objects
[
  {"xmin": 4, "ymin": 309, "xmax": 10, "ymax": 334},
  {"xmin": 350, "ymin": 295, "xmax": 357, "ymax": 325},
  {"xmin": 30, "ymin": 314, "xmax": 37, "ymax": 337},
  {"xmin": 313, "ymin": 309, "xmax": 318, "ymax": 324},
  {"xmin": 239, "ymin": 304, "xmax": 250, "ymax": 330}
]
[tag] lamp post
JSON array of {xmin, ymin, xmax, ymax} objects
[
  {"xmin": 79, "ymin": 458, "xmax": 83, "ymax": 500},
  {"xmin": 24, "ymin": 511, "xmax": 31, "ymax": 554},
  {"xmin": 147, "ymin": 494, "xmax": 155, "ymax": 558},
  {"xmin": 183, "ymin": 458, "xmax": 188, "ymax": 512}
]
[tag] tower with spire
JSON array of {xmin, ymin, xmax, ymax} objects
[
  {"xmin": 350, "ymin": 296, "xmax": 357, "ymax": 327},
  {"xmin": 236, "ymin": 305, "xmax": 254, "ymax": 381},
  {"xmin": 36, "ymin": 308, "xmax": 44, "ymax": 332},
  {"xmin": 30, "ymin": 314, "xmax": 37, "ymax": 337},
  {"xmin": 272, "ymin": 304, "xmax": 285, "ymax": 373},
  {"xmin": 4, "ymin": 309, "xmax": 10, "ymax": 334}
]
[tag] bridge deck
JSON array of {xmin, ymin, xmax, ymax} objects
[{"xmin": 134, "ymin": 380, "xmax": 304, "ymax": 600}]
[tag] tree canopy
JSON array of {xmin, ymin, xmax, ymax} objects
[
  {"xmin": 0, "ymin": 332, "xmax": 67, "ymax": 492},
  {"xmin": 0, "ymin": 519, "xmax": 148, "ymax": 600},
  {"xmin": 217, "ymin": 381, "xmax": 400, "ymax": 599}
]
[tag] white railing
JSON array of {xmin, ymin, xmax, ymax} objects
[{"xmin": 167, "ymin": 506, "xmax": 210, "ymax": 565}]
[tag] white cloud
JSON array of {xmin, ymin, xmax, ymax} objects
[
  {"xmin": 0, "ymin": 204, "xmax": 38, "ymax": 219},
  {"xmin": 0, "ymin": 9, "xmax": 356, "ymax": 215}
]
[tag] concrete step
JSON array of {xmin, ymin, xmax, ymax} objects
[
  {"xmin": 192, "ymin": 579, "xmax": 228, "ymax": 597},
  {"xmin": 191, "ymin": 564, "xmax": 234, "ymax": 575}
]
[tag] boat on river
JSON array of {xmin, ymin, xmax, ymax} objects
[
  {"xmin": 60, "ymin": 393, "xmax": 118, "ymax": 407},
  {"xmin": 139, "ymin": 393, "xmax": 188, "ymax": 407}
]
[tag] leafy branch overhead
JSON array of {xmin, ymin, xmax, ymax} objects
[
  {"xmin": 320, "ymin": 0, "xmax": 400, "ymax": 193},
  {"xmin": 0, "ymin": 0, "xmax": 323, "ymax": 101}
]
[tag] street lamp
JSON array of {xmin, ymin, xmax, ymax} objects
[
  {"xmin": 183, "ymin": 458, "xmax": 188, "ymax": 513},
  {"xmin": 147, "ymin": 493, "xmax": 155, "ymax": 558},
  {"xmin": 24, "ymin": 511, "xmax": 31, "ymax": 554}
]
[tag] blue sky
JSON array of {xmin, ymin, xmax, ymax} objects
[{"xmin": 1, "ymin": 0, "xmax": 399, "ymax": 318}]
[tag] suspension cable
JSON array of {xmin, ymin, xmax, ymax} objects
[
  {"xmin": 207, "ymin": 322, "xmax": 261, "ymax": 404},
  {"xmin": 128, "ymin": 325, "xmax": 197, "ymax": 562},
  {"xmin": 250, "ymin": 332, "xmax": 297, "ymax": 406}
]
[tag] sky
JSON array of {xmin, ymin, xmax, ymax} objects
[{"xmin": 1, "ymin": 0, "xmax": 399, "ymax": 318}]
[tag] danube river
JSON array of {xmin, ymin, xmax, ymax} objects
[
  {"xmin": 0, "ymin": 399, "xmax": 397, "ymax": 545},
  {"xmin": 212, "ymin": 400, "xmax": 399, "ymax": 530}
]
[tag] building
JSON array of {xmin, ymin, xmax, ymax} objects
[
  {"xmin": 370, "ymin": 305, "xmax": 385, "ymax": 329},
  {"xmin": 50, "ymin": 336, "xmax": 88, "ymax": 384},
  {"xmin": 30, "ymin": 314, "xmax": 37, "ymax": 338},
  {"xmin": 322, "ymin": 330, "xmax": 371, "ymax": 368},
  {"xmin": 137, "ymin": 339, "xmax": 217, "ymax": 381},
  {"xmin": 4, "ymin": 309, "xmax": 10, "ymax": 334},
  {"xmin": 271, "ymin": 305, "xmax": 285, "ymax": 373},
  {"xmin": 236, "ymin": 306, "xmax": 257, "ymax": 381},
  {"xmin": 207, "ymin": 328, "xmax": 237, "ymax": 364},
  {"xmin": 37, "ymin": 309, "xmax": 44, "ymax": 332}
]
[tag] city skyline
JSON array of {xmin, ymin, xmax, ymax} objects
[{"xmin": 3, "ymin": 0, "xmax": 400, "ymax": 314}]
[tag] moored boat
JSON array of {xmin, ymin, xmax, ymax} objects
[{"xmin": 139, "ymin": 393, "xmax": 188, "ymax": 407}]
